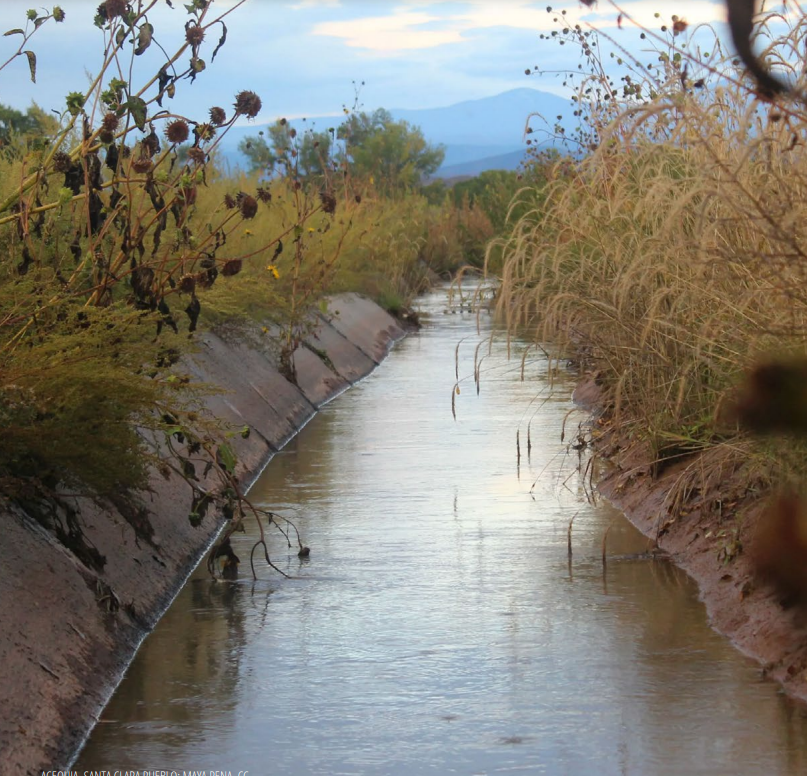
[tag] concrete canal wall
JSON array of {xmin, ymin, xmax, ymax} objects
[{"xmin": 0, "ymin": 293, "xmax": 407, "ymax": 775}]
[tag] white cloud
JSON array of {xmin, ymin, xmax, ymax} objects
[
  {"xmin": 312, "ymin": 10, "xmax": 462, "ymax": 52},
  {"xmin": 313, "ymin": 11, "xmax": 463, "ymax": 51},
  {"xmin": 603, "ymin": 1, "xmax": 726, "ymax": 28},
  {"xmin": 291, "ymin": 0, "xmax": 342, "ymax": 8},
  {"xmin": 310, "ymin": 1, "xmax": 729, "ymax": 54}
]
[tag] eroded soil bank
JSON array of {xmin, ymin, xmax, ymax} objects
[
  {"xmin": 0, "ymin": 293, "xmax": 407, "ymax": 776},
  {"xmin": 574, "ymin": 377, "xmax": 807, "ymax": 705}
]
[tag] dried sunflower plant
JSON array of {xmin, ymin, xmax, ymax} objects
[{"xmin": 0, "ymin": 0, "xmax": 334, "ymax": 577}]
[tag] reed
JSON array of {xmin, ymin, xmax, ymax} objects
[{"xmin": 492, "ymin": 10, "xmax": 807, "ymax": 496}]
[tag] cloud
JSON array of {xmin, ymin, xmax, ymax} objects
[
  {"xmin": 292, "ymin": 0, "xmax": 342, "ymax": 8},
  {"xmin": 599, "ymin": 1, "xmax": 726, "ymax": 28},
  {"xmin": 311, "ymin": 1, "xmax": 728, "ymax": 54},
  {"xmin": 313, "ymin": 11, "xmax": 463, "ymax": 51}
]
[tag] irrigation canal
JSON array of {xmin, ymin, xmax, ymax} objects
[{"xmin": 75, "ymin": 289, "xmax": 807, "ymax": 775}]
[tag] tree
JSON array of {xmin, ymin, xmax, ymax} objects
[
  {"xmin": 239, "ymin": 122, "xmax": 334, "ymax": 181},
  {"xmin": 238, "ymin": 132, "xmax": 277, "ymax": 176},
  {"xmin": 238, "ymin": 108, "xmax": 445, "ymax": 194},
  {"xmin": 339, "ymin": 109, "xmax": 444, "ymax": 194},
  {"xmin": 0, "ymin": 101, "xmax": 59, "ymax": 150}
]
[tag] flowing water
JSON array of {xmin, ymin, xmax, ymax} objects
[{"xmin": 76, "ymin": 289, "xmax": 807, "ymax": 776}]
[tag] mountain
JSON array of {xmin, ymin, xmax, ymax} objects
[
  {"xmin": 391, "ymin": 88, "xmax": 570, "ymax": 148},
  {"xmin": 432, "ymin": 149, "xmax": 529, "ymax": 179},
  {"xmin": 216, "ymin": 88, "xmax": 575, "ymax": 177}
]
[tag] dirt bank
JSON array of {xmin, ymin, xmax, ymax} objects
[
  {"xmin": 574, "ymin": 377, "xmax": 807, "ymax": 705},
  {"xmin": 0, "ymin": 294, "xmax": 407, "ymax": 776}
]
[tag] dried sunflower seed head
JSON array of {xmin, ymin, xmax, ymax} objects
[
  {"xmin": 320, "ymin": 191, "xmax": 337, "ymax": 215},
  {"xmin": 131, "ymin": 155, "xmax": 153, "ymax": 174},
  {"xmin": 222, "ymin": 259, "xmax": 243, "ymax": 277},
  {"xmin": 99, "ymin": 0, "xmax": 127, "ymax": 20},
  {"xmin": 237, "ymin": 193, "xmax": 258, "ymax": 219},
  {"xmin": 195, "ymin": 123, "xmax": 216, "ymax": 143},
  {"xmin": 233, "ymin": 90, "xmax": 262, "ymax": 119},
  {"xmin": 185, "ymin": 23, "xmax": 205, "ymax": 47},
  {"xmin": 52, "ymin": 152, "xmax": 72, "ymax": 173},
  {"xmin": 188, "ymin": 147, "xmax": 207, "ymax": 164},
  {"xmin": 209, "ymin": 106, "xmax": 226, "ymax": 126},
  {"xmin": 102, "ymin": 112, "xmax": 119, "ymax": 132},
  {"xmin": 165, "ymin": 119, "xmax": 190, "ymax": 144}
]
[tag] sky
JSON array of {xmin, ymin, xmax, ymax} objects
[{"xmin": 0, "ymin": 0, "xmax": 741, "ymax": 125}]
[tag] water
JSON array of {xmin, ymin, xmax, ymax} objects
[{"xmin": 76, "ymin": 289, "xmax": 807, "ymax": 775}]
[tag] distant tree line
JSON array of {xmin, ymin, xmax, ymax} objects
[{"xmin": 238, "ymin": 108, "xmax": 445, "ymax": 196}]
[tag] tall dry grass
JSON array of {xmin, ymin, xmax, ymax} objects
[{"xmin": 492, "ymin": 12, "xmax": 807, "ymax": 486}]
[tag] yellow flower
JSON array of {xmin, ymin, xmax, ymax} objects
[
  {"xmin": 244, "ymin": 229, "xmax": 253, "ymax": 236},
  {"xmin": 266, "ymin": 264, "xmax": 280, "ymax": 279},
  {"xmin": 307, "ymin": 227, "xmax": 315, "ymax": 233}
]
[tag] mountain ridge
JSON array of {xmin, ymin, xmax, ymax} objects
[{"xmin": 217, "ymin": 87, "xmax": 574, "ymax": 177}]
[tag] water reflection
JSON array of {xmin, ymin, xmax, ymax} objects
[{"xmin": 77, "ymin": 290, "xmax": 807, "ymax": 776}]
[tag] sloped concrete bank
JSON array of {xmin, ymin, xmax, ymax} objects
[
  {"xmin": 574, "ymin": 378, "xmax": 807, "ymax": 705},
  {"xmin": 0, "ymin": 293, "xmax": 407, "ymax": 776}
]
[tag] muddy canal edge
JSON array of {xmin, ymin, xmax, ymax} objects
[
  {"xmin": 574, "ymin": 375, "xmax": 807, "ymax": 705},
  {"xmin": 0, "ymin": 293, "xmax": 409, "ymax": 776}
]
